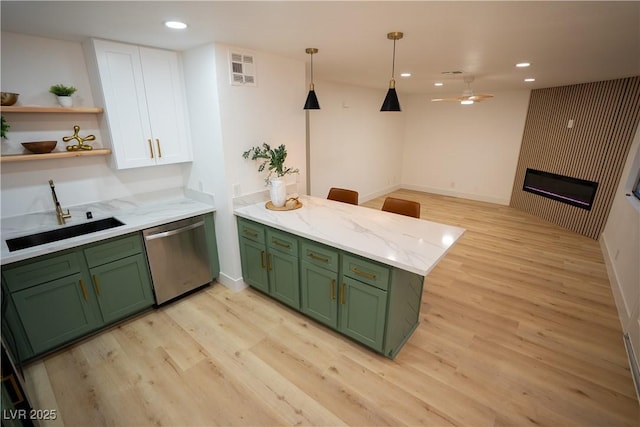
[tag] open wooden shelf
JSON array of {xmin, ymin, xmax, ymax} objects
[
  {"xmin": 1, "ymin": 148, "xmax": 111, "ymax": 163},
  {"xmin": 0, "ymin": 106, "xmax": 103, "ymax": 114}
]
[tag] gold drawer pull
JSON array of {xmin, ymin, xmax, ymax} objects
[
  {"xmin": 156, "ymin": 139, "xmax": 162, "ymax": 158},
  {"xmin": 330, "ymin": 279, "xmax": 336, "ymax": 300},
  {"xmin": 308, "ymin": 252, "xmax": 329, "ymax": 263},
  {"xmin": 340, "ymin": 283, "xmax": 346, "ymax": 305},
  {"xmin": 260, "ymin": 250, "xmax": 266, "ymax": 269},
  {"xmin": 273, "ymin": 239, "xmax": 290, "ymax": 248},
  {"xmin": 148, "ymin": 139, "xmax": 154, "ymax": 158},
  {"xmin": 352, "ymin": 267, "xmax": 376, "ymax": 280},
  {"xmin": 93, "ymin": 275, "xmax": 101, "ymax": 296},
  {"xmin": 243, "ymin": 228, "xmax": 258, "ymax": 237},
  {"xmin": 79, "ymin": 279, "xmax": 88, "ymax": 301}
]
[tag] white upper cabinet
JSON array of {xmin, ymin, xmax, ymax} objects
[{"xmin": 85, "ymin": 39, "xmax": 192, "ymax": 169}]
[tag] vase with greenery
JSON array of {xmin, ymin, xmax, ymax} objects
[
  {"xmin": 242, "ymin": 143, "xmax": 299, "ymax": 207},
  {"xmin": 49, "ymin": 84, "xmax": 77, "ymax": 107}
]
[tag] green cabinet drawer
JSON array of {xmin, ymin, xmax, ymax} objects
[
  {"xmin": 266, "ymin": 228, "xmax": 298, "ymax": 256},
  {"xmin": 342, "ymin": 253, "xmax": 390, "ymax": 291},
  {"xmin": 83, "ymin": 233, "xmax": 142, "ymax": 268},
  {"xmin": 300, "ymin": 239, "xmax": 339, "ymax": 272},
  {"xmin": 2, "ymin": 251, "xmax": 81, "ymax": 292},
  {"xmin": 238, "ymin": 218, "xmax": 265, "ymax": 244}
]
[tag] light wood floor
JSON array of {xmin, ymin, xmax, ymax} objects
[{"xmin": 23, "ymin": 190, "xmax": 639, "ymax": 427}]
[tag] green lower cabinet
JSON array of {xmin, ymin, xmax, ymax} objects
[
  {"xmin": 268, "ymin": 250, "xmax": 300, "ymax": 309},
  {"xmin": 11, "ymin": 273, "xmax": 99, "ymax": 355},
  {"xmin": 2, "ymin": 232, "xmax": 154, "ymax": 363},
  {"xmin": 89, "ymin": 253, "xmax": 154, "ymax": 324},
  {"xmin": 237, "ymin": 217, "xmax": 424, "ymax": 358},
  {"xmin": 238, "ymin": 237, "xmax": 269, "ymax": 292},
  {"xmin": 339, "ymin": 276, "xmax": 387, "ymax": 352},
  {"xmin": 300, "ymin": 260, "xmax": 338, "ymax": 328}
]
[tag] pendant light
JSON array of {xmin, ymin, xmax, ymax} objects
[
  {"xmin": 380, "ymin": 32, "xmax": 403, "ymax": 112},
  {"xmin": 304, "ymin": 48, "xmax": 320, "ymax": 110}
]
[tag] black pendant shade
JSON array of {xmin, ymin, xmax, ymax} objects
[
  {"xmin": 380, "ymin": 32, "xmax": 403, "ymax": 112},
  {"xmin": 381, "ymin": 86, "xmax": 401, "ymax": 112},
  {"xmin": 304, "ymin": 87, "xmax": 320, "ymax": 110},
  {"xmin": 304, "ymin": 48, "xmax": 320, "ymax": 110}
]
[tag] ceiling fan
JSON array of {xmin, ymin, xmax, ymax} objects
[{"xmin": 431, "ymin": 75, "xmax": 494, "ymax": 104}]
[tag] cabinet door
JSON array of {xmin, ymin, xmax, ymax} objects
[
  {"xmin": 268, "ymin": 250, "xmax": 300, "ymax": 309},
  {"xmin": 11, "ymin": 274, "xmax": 98, "ymax": 354},
  {"xmin": 339, "ymin": 276, "xmax": 387, "ymax": 352},
  {"xmin": 300, "ymin": 261, "xmax": 338, "ymax": 328},
  {"xmin": 139, "ymin": 47, "xmax": 192, "ymax": 165},
  {"xmin": 91, "ymin": 39, "xmax": 155, "ymax": 169},
  {"xmin": 89, "ymin": 254, "xmax": 154, "ymax": 324},
  {"xmin": 239, "ymin": 238, "xmax": 269, "ymax": 293}
]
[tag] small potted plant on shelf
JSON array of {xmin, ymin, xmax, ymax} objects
[
  {"xmin": 49, "ymin": 84, "xmax": 77, "ymax": 107},
  {"xmin": 242, "ymin": 143, "xmax": 299, "ymax": 208},
  {"xmin": 1, "ymin": 116, "xmax": 9, "ymax": 140}
]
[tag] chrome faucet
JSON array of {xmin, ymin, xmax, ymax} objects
[{"xmin": 49, "ymin": 179, "xmax": 71, "ymax": 225}]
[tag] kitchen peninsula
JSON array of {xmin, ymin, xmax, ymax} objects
[{"xmin": 234, "ymin": 195, "xmax": 465, "ymax": 358}]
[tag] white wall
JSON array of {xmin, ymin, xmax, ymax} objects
[
  {"xmin": 183, "ymin": 43, "xmax": 306, "ymax": 290},
  {"xmin": 308, "ymin": 80, "xmax": 405, "ymax": 202},
  {"xmin": 600, "ymin": 124, "xmax": 640, "ymax": 379},
  {"xmin": 0, "ymin": 32, "xmax": 186, "ymax": 218},
  {"xmin": 401, "ymin": 90, "xmax": 530, "ymax": 205}
]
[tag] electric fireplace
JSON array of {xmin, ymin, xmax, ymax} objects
[{"xmin": 522, "ymin": 168, "xmax": 598, "ymax": 211}]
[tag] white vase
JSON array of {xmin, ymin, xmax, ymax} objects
[
  {"xmin": 269, "ymin": 177, "xmax": 287, "ymax": 207},
  {"xmin": 57, "ymin": 96, "xmax": 73, "ymax": 107}
]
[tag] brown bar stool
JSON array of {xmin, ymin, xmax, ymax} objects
[
  {"xmin": 327, "ymin": 187, "xmax": 359, "ymax": 205},
  {"xmin": 381, "ymin": 196, "xmax": 421, "ymax": 218}
]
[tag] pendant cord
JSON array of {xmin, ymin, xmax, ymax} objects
[{"xmin": 391, "ymin": 39, "xmax": 396, "ymax": 79}]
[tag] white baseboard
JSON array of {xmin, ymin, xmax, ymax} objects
[
  {"xmin": 599, "ymin": 232, "xmax": 630, "ymax": 328},
  {"xmin": 401, "ymin": 184, "xmax": 511, "ymax": 206},
  {"xmin": 216, "ymin": 272, "xmax": 248, "ymax": 292},
  {"xmin": 360, "ymin": 184, "xmax": 402, "ymax": 203}
]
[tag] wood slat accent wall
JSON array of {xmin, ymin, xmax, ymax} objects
[{"xmin": 510, "ymin": 76, "xmax": 640, "ymax": 239}]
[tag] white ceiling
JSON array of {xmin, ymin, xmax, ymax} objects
[{"xmin": 1, "ymin": 1, "xmax": 639, "ymax": 97}]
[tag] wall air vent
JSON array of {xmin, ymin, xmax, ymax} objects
[{"xmin": 230, "ymin": 51, "xmax": 256, "ymax": 86}]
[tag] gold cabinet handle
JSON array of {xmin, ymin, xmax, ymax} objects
[
  {"xmin": 79, "ymin": 279, "xmax": 88, "ymax": 301},
  {"xmin": 308, "ymin": 252, "xmax": 329, "ymax": 263},
  {"xmin": 93, "ymin": 274, "xmax": 101, "ymax": 296},
  {"xmin": 148, "ymin": 139, "xmax": 154, "ymax": 158},
  {"xmin": 260, "ymin": 250, "xmax": 266, "ymax": 269},
  {"xmin": 267, "ymin": 253, "xmax": 272, "ymax": 271},
  {"xmin": 340, "ymin": 283, "xmax": 346, "ymax": 305},
  {"xmin": 352, "ymin": 267, "xmax": 376, "ymax": 280},
  {"xmin": 156, "ymin": 139, "xmax": 162, "ymax": 158},
  {"xmin": 330, "ymin": 279, "xmax": 336, "ymax": 300},
  {"xmin": 243, "ymin": 228, "xmax": 258, "ymax": 238},
  {"xmin": 273, "ymin": 239, "xmax": 290, "ymax": 249}
]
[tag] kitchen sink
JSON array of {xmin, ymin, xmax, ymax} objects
[{"xmin": 6, "ymin": 217, "xmax": 125, "ymax": 252}]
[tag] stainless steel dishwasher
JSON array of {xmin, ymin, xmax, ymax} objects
[{"xmin": 143, "ymin": 215, "xmax": 212, "ymax": 304}]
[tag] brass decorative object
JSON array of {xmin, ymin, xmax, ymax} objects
[{"xmin": 63, "ymin": 125, "xmax": 95, "ymax": 151}]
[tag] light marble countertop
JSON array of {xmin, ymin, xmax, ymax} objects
[
  {"xmin": 1, "ymin": 189, "xmax": 215, "ymax": 265},
  {"xmin": 234, "ymin": 195, "xmax": 465, "ymax": 276}
]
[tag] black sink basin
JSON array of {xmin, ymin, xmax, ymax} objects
[{"xmin": 6, "ymin": 217, "xmax": 125, "ymax": 252}]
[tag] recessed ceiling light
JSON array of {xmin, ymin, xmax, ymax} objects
[
  {"xmin": 516, "ymin": 62, "xmax": 531, "ymax": 68},
  {"xmin": 461, "ymin": 100, "xmax": 474, "ymax": 105},
  {"xmin": 400, "ymin": 72, "xmax": 412, "ymax": 78},
  {"xmin": 434, "ymin": 82, "xmax": 444, "ymax": 87},
  {"xmin": 164, "ymin": 21, "xmax": 187, "ymax": 29},
  {"xmin": 524, "ymin": 78, "xmax": 536, "ymax": 82}
]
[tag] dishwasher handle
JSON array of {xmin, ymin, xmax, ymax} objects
[{"xmin": 144, "ymin": 220, "xmax": 205, "ymax": 241}]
